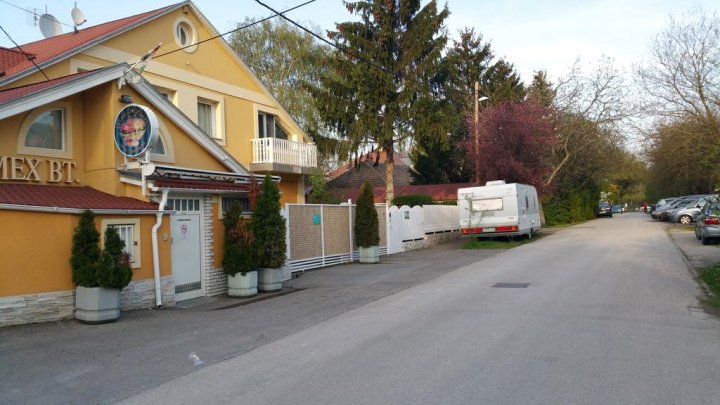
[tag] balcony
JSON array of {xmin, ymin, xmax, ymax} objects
[{"xmin": 250, "ymin": 137, "xmax": 317, "ymax": 175}]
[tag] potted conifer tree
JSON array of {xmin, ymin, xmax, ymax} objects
[
  {"xmin": 251, "ymin": 174, "xmax": 287, "ymax": 292},
  {"xmin": 223, "ymin": 202, "xmax": 258, "ymax": 297},
  {"xmin": 355, "ymin": 182, "xmax": 380, "ymax": 263},
  {"xmin": 71, "ymin": 210, "xmax": 133, "ymax": 324}
]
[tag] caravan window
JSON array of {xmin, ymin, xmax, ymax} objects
[{"xmin": 472, "ymin": 198, "xmax": 503, "ymax": 212}]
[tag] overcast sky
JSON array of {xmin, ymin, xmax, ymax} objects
[{"xmin": 1, "ymin": 0, "xmax": 718, "ymax": 83}]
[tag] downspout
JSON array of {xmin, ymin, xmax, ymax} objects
[{"xmin": 151, "ymin": 189, "xmax": 169, "ymax": 308}]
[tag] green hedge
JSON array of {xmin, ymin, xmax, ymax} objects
[
  {"xmin": 543, "ymin": 188, "xmax": 598, "ymax": 226},
  {"xmin": 391, "ymin": 194, "xmax": 434, "ymax": 207}
]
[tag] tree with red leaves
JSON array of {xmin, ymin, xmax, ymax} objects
[{"xmin": 467, "ymin": 100, "xmax": 557, "ymax": 196}]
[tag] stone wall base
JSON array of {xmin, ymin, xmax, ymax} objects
[
  {"xmin": 205, "ymin": 267, "xmax": 227, "ymax": 297},
  {"xmin": 0, "ymin": 291, "xmax": 74, "ymax": 327},
  {"xmin": 401, "ymin": 231, "xmax": 460, "ymax": 253},
  {"xmin": 120, "ymin": 276, "xmax": 175, "ymax": 310},
  {"xmin": 1, "ymin": 276, "xmax": 176, "ymax": 327}
]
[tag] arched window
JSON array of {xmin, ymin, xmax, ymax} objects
[
  {"xmin": 25, "ymin": 109, "xmax": 64, "ymax": 150},
  {"xmin": 18, "ymin": 101, "xmax": 73, "ymax": 159}
]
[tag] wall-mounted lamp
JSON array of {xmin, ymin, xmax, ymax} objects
[{"xmin": 119, "ymin": 95, "xmax": 133, "ymax": 104}]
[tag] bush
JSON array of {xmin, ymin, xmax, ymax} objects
[
  {"xmin": 251, "ymin": 174, "xmax": 287, "ymax": 269},
  {"xmin": 354, "ymin": 182, "xmax": 380, "ymax": 248},
  {"xmin": 223, "ymin": 202, "xmax": 258, "ymax": 276},
  {"xmin": 70, "ymin": 210, "xmax": 132, "ymax": 289},
  {"xmin": 543, "ymin": 188, "xmax": 598, "ymax": 226},
  {"xmin": 96, "ymin": 226, "xmax": 133, "ymax": 289},
  {"xmin": 392, "ymin": 194, "xmax": 434, "ymax": 207}
]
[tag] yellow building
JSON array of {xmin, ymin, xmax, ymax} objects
[{"xmin": 0, "ymin": 2, "xmax": 316, "ymax": 326}]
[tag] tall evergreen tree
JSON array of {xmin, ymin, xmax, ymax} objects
[{"xmin": 312, "ymin": 0, "xmax": 450, "ymax": 202}]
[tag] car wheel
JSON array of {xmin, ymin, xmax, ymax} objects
[
  {"xmin": 679, "ymin": 215, "xmax": 692, "ymax": 225},
  {"xmin": 702, "ymin": 235, "xmax": 712, "ymax": 245},
  {"xmin": 695, "ymin": 228, "xmax": 702, "ymax": 240}
]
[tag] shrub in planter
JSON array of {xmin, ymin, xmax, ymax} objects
[
  {"xmin": 223, "ymin": 202, "xmax": 258, "ymax": 297},
  {"xmin": 251, "ymin": 174, "xmax": 287, "ymax": 291},
  {"xmin": 354, "ymin": 182, "xmax": 380, "ymax": 263},
  {"xmin": 70, "ymin": 210, "xmax": 133, "ymax": 323}
]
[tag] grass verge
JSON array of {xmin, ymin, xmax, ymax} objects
[{"xmin": 698, "ymin": 263, "xmax": 720, "ymax": 310}]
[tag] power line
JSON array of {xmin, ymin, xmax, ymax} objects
[
  {"xmin": 0, "ymin": 0, "xmax": 74, "ymax": 29},
  {"xmin": 0, "ymin": 24, "xmax": 50, "ymax": 81},
  {"xmin": 153, "ymin": 0, "xmax": 317, "ymax": 59}
]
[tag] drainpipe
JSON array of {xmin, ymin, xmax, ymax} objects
[{"xmin": 151, "ymin": 189, "xmax": 169, "ymax": 308}]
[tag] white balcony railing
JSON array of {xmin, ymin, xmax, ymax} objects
[{"xmin": 251, "ymin": 137, "xmax": 317, "ymax": 169}]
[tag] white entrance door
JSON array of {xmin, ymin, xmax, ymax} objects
[{"xmin": 171, "ymin": 214, "xmax": 202, "ymax": 301}]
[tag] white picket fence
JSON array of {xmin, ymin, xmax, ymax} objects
[{"xmin": 284, "ymin": 203, "xmax": 459, "ymax": 273}]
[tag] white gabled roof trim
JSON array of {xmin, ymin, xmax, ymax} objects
[{"xmin": 0, "ymin": 64, "xmax": 127, "ymax": 120}]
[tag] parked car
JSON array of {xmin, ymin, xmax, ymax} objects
[
  {"xmin": 611, "ymin": 204, "xmax": 623, "ymax": 214},
  {"xmin": 670, "ymin": 196, "xmax": 718, "ymax": 224},
  {"xmin": 651, "ymin": 198, "xmax": 678, "ymax": 218},
  {"xmin": 597, "ymin": 202, "xmax": 613, "ymax": 218},
  {"xmin": 695, "ymin": 199, "xmax": 720, "ymax": 245},
  {"xmin": 655, "ymin": 197, "xmax": 701, "ymax": 221}
]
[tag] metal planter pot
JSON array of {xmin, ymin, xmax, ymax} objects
[{"xmin": 358, "ymin": 246, "xmax": 379, "ymax": 264}]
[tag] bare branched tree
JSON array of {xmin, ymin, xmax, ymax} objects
[
  {"xmin": 545, "ymin": 57, "xmax": 633, "ymax": 187},
  {"xmin": 635, "ymin": 10, "xmax": 720, "ymax": 135}
]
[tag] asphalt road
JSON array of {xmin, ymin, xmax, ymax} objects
[{"xmin": 121, "ymin": 213, "xmax": 720, "ymax": 405}]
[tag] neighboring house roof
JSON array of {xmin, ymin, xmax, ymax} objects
[
  {"xmin": 0, "ymin": 3, "xmax": 181, "ymax": 86},
  {"xmin": 0, "ymin": 63, "xmax": 248, "ymax": 175},
  {"xmin": 330, "ymin": 183, "xmax": 473, "ymax": 204},
  {"xmin": 0, "ymin": 184, "xmax": 158, "ymax": 212},
  {"xmin": 327, "ymin": 150, "xmax": 414, "ymax": 189}
]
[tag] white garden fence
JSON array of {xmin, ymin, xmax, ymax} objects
[{"xmin": 283, "ymin": 203, "xmax": 459, "ymax": 273}]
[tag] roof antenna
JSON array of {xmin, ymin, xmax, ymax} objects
[{"xmin": 71, "ymin": 2, "xmax": 86, "ymax": 33}]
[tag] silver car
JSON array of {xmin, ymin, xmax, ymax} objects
[
  {"xmin": 670, "ymin": 196, "xmax": 717, "ymax": 224},
  {"xmin": 695, "ymin": 198, "xmax": 720, "ymax": 244}
]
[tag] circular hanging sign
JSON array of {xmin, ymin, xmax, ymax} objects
[{"xmin": 114, "ymin": 104, "xmax": 159, "ymax": 157}]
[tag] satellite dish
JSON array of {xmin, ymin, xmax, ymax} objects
[
  {"xmin": 71, "ymin": 6, "xmax": 86, "ymax": 27},
  {"xmin": 39, "ymin": 14, "xmax": 62, "ymax": 38}
]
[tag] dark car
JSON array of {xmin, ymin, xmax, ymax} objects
[
  {"xmin": 612, "ymin": 204, "xmax": 623, "ymax": 214},
  {"xmin": 597, "ymin": 202, "xmax": 613, "ymax": 218}
]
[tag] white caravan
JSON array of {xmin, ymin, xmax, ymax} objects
[{"xmin": 458, "ymin": 180, "xmax": 541, "ymax": 238}]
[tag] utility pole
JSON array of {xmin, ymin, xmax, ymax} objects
[{"xmin": 474, "ymin": 80, "xmax": 480, "ymax": 185}]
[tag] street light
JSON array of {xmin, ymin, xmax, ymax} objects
[{"xmin": 474, "ymin": 81, "xmax": 488, "ymax": 184}]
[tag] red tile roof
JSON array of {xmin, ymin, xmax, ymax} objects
[
  {"xmin": 330, "ymin": 183, "xmax": 474, "ymax": 204},
  {"xmin": 0, "ymin": 47, "xmax": 33, "ymax": 75},
  {"xmin": 0, "ymin": 3, "xmax": 180, "ymax": 83},
  {"xmin": 0, "ymin": 184, "xmax": 158, "ymax": 211},
  {"xmin": 151, "ymin": 177, "xmax": 250, "ymax": 192},
  {"xmin": 0, "ymin": 69, "xmax": 96, "ymax": 104}
]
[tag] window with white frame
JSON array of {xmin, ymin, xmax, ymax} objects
[
  {"xmin": 257, "ymin": 112, "xmax": 288, "ymax": 140},
  {"xmin": 18, "ymin": 102, "xmax": 73, "ymax": 159},
  {"xmin": 101, "ymin": 219, "xmax": 141, "ymax": 269},
  {"xmin": 112, "ymin": 225, "xmax": 135, "ymax": 263},
  {"xmin": 167, "ymin": 198, "xmax": 201, "ymax": 212},
  {"xmin": 197, "ymin": 99, "xmax": 217, "ymax": 138}
]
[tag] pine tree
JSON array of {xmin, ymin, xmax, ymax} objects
[
  {"xmin": 251, "ymin": 175, "xmax": 287, "ymax": 269},
  {"xmin": 222, "ymin": 202, "xmax": 257, "ymax": 276},
  {"xmin": 312, "ymin": 0, "xmax": 450, "ymax": 203},
  {"xmin": 70, "ymin": 210, "xmax": 101, "ymax": 287},
  {"xmin": 354, "ymin": 182, "xmax": 379, "ymax": 248}
]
